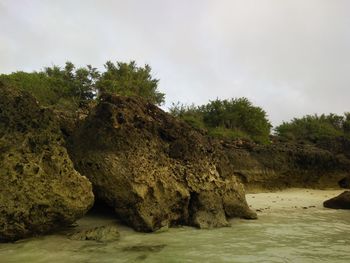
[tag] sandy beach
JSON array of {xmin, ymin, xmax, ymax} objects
[{"xmin": 246, "ymin": 188, "xmax": 346, "ymax": 212}]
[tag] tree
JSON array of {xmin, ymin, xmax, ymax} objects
[
  {"xmin": 96, "ymin": 61, "xmax": 165, "ymax": 105},
  {"xmin": 343, "ymin": 113, "xmax": 350, "ymax": 134},
  {"xmin": 169, "ymin": 102, "xmax": 205, "ymax": 130},
  {"xmin": 44, "ymin": 62, "xmax": 100, "ymax": 104},
  {"xmin": 202, "ymin": 98, "xmax": 272, "ymax": 143},
  {"xmin": 275, "ymin": 113, "xmax": 349, "ymax": 143},
  {"xmin": 169, "ymin": 98, "xmax": 272, "ymax": 144},
  {"xmin": 0, "ymin": 71, "xmax": 58, "ymax": 106},
  {"xmin": 0, "ymin": 60, "xmax": 164, "ymax": 109}
]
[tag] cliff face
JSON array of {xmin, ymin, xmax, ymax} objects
[
  {"xmin": 0, "ymin": 83, "xmax": 94, "ymax": 242},
  {"xmin": 222, "ymin": 140, "xmax": 350, "ymax": 192},
  {"xmin": 2, "ymin": 81, "xmax": 348, "ymax": 241},
  {"xmin": 68, "ymin": 94, "xmax": 256, "ymax": 232}
]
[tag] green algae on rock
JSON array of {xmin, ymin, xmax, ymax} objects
[
  {"xmin": 0, "ymin": 82, "xmax": 94, "ymax": 242},
  {"xmin": 69, "ymin": 93, "xmax": 256, "ymax": 232}
]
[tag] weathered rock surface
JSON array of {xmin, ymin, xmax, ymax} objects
[
  {"xmin": 69, "ymin": 94, "xmax": 256, "ymax": 232},
  {"xmin": 323, "ymin": 191, "xmax": 350, "ymax": 209},
  {"xmin": 222, "ymin": 140, "xmax": 350, "ymax": 192},
  {"xmin": 0, "ymin": 83, "xmax": 94, "ymax": 242},
  {"xmin": 69, "ymin": 225, "xmax": 120, "ymax": 242}
]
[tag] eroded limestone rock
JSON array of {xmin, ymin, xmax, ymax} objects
[
  {"xmin": 0, "ymin": 83, "xmax": 94, "ymax": 242},
  {"xmin": 69, "ymin": 94, "xmax": 255, "ymax": 232}
]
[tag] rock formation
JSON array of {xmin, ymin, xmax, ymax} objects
[
  {"xmin": 4, "ymin": 79, "xmax": 348, "ymax": 241},
  {"xmin": 221, "ymin": 140, "xmax": 350, "ymax": 191},
  {"xmin": 323, "ymin": 191, "xmax": 350, "ymax": 209},
  {"xmin": 0, "ymin": 83, "xmax": 94, "ymax": 242},
  {"xmin": 69, "ymin": 94, "xmax": 256, "ymax": 232}
]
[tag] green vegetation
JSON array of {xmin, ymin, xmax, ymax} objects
[
  {"xmin": 275, "ymin": 113, "xmax": 350, "ymax": 143},
  {"xmin": 97, "ymin": 61, "xmax": 164, "ymax": 105},
  {"xmin": 0, "ymin": 71, "xmax": 60, "ymax": 106},
  {"xmin": 0, "ymin": 61, "xmax": 164, "ymax": 110},
  {"xmin": 170, "ymin": 98, "xmax": 272, "ymax": 144},
  {"xmin": 9, "ymin": 60, "xmax": 349, "ymax": 147},
  {"xmin": 3, "ymin": 60, "xmax": 349, "ymax": 147}
]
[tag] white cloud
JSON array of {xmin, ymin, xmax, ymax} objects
[{"xmin": 1, "ymin": 0, "xmax": 350, "ymax": 125}]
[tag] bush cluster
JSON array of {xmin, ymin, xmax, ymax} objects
[
  {"xmin": 0, "ymin": 61, "xmax": 164, "ymax": 110},
  {"xmin": 275, "ymin": 113, "xmax": 350, "ymax": 143},
  {"xmin": 170, "ymin": 98, "xmax": 272, "ymax": 144},
  {"xmin": 3, "ymin": 60, "xmax": 348, "ymax": 146}
]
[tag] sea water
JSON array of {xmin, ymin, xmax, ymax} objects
[{"xmin": 1, "ymin": 191, "xmax": 349, "ymax": 263}]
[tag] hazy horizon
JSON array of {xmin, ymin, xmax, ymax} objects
[{"xmin": 1, "ymin": 0, "xmax": 350, "ymax": 126}]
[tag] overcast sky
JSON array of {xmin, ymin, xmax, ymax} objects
[{"xmin": 1, "ymin": 0, "xmax": 350, "ymax": 126}]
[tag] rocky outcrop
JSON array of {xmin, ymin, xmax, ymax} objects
[
  {"xmin": 53, "ymin": 102, "xmax": 95, "ymax": 140},
  {"xmin": 0, "ymin": 83, "xmax": 94, "ymax": 242},
  {"xmin": 323, "ymin": 191, "xmax": 350, "ymax": 209},
  {"xmin": 69, "ymin": 94, "xmax": 256, "ymax": 232},
  {"xmin": 222, "ymin": 140, "xmax": 350, "ymax": 192}
]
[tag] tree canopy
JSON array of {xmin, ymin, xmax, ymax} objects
[
  {"xmin": 0, "ymin": 61, "xmax": 269, "ymax": 144},
  {"xmin": 275, "ymin": 113, "xmax": 350, "ymax": 143},
  {"xmin": 170, "ymin": 98, "xmax": 272, "ymax": 144},
  {"xmin": 97, "ymin": 61, "xmax": 164, "ymax": 105},
  {"xmin": 0, "ymin": 60, "xmax": 164, "ymax": 109}
]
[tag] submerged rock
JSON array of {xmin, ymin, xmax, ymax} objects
[
  {"xmin": 323, "ymin": 191, "xmax": 350, "ymax": 209},
  {"xmin": 69, "ymin": 225, "xmax": 120, "ymax": 242},
  {"xmin": 122, "ymin": 244, "xmax": 166, "ymax": 252},
  {"xmin": 0, "ymin": 83, "xmax": 94, "ymax": 242},
  {"xmin": 69, "ymin": 94, "xmax": 256, "ymax": 232}
]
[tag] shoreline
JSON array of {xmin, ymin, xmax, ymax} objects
[
  {"xmin": 246, "ymin": 188, "xmax": 345, "ymax": 212},
  {"xmin": 3, "ymin": 188, "xmax": 347, "ymax": 245},
  {"xmin": 1, "ymin": 188, "xmax": 349, "ymax": 263},
  {"xmin": 75, "ymin": 188, "xmax": 347, "ymax": 232}
]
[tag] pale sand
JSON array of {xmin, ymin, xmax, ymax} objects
[{"xmin": 246, "ymin": 188, "xmax": 346, "ymax": 212}]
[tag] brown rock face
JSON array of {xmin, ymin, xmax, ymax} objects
[
  {"xmin": 323, "ymin": 191, "xmax": 350, "ymax": 209},
  {"xmin": 0, "ymin": 83, "xmax": 94, "ymax": 242},
  {"xmin": 69, "ymin": 94, "xmax": 256, "ymax": 232},
  {"xmin": 222, "ymin": 140, "xmax": 350, "ymax": 192}
]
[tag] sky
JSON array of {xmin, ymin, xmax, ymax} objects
[{"xmin": 1, "ymin": 0, "xmax": 350, "ymax": 126}]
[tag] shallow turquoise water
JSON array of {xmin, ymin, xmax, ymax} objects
[{"xmin": 1, "ymin": 197, "xmax": 349, "ymax": 263}]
